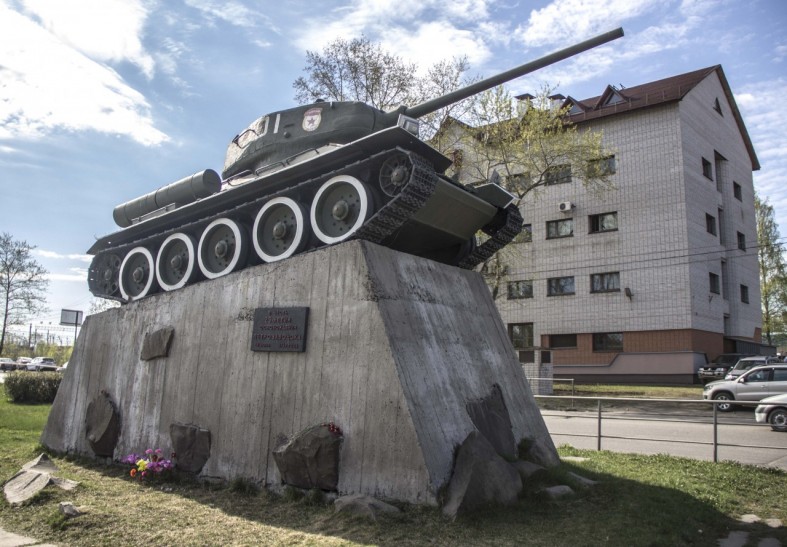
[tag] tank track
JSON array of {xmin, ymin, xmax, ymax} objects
[
  {"xmin": 457, "ymin": 204, "xmax": 524, "ymax": 270},
  {"xmin": 89, "ymin": 148, "xmax": 520, "ymax": 300},
  {"xmin": 355, "ymin": 153, "xmax": 436, "ymax": 244}
]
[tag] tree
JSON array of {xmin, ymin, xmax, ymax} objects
[
  {"xmin": 755, "ymin": 194, "xmax": 787, "ymax": 346},
  {"xmin": 293, "ymin": 36, "xmax": 417, "ymax": 109},
  {"xmin": 293, "ymin": 36, "xmax": 475, "ymax": 139},
  {"xmin": 443, "ymin": 86, "xmax": 615, "ymax": 298},
  {"xmin": 0, "ymin": 233, "xmax": 49, "ymax": 355}
]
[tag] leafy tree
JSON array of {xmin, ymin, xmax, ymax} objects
[
  {"xmin": 0, "ymin": 233, "xmax": 49, "ymax": 355},
  {"xmin": 755, "ymin": 194, "xmax": 787, "ymax": 346},
  {"xmin": 293, "ymin": 36, "xmax": 474, "ymax": 139},
  {"xmin": 442, "ymin": 86, "xmax": 615, "ymax": 298}
]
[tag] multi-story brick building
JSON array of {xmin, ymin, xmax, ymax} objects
[{"xmin": 469, "ymin": 66, "xmax": 763, "ymax": 383}]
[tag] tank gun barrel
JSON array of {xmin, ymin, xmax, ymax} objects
[{"xmin": 403, "ymin": 27, "xmax": 624, "ymax": 120}]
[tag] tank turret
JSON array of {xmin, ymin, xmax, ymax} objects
[{"xmin": 88, "ymin": 28, "xmax": 624, "ymax": 302}]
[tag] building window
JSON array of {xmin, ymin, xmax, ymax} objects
[
  {"xmin": 589, "ymin": 212, "xmax": 618, "ymax": 233},
  {"xmin": 509, "ymin": 323, "xmax": 534, "ymax": 349},
  {"xmin": 514, "ymin": 224, "xmax": 532, "ymax": 243},
  {"xmin": 709, "ymin": 272, "xmax": 720, "ymax": 294},
  {"xmin": 733, "ymin": 182, "xmax": 742, "ymax": 200},
  {"xmin": 507, "ymin": 280, "xmax": 533, "ymax": 300},
  {"xmin": 545, "ymin": 164, "xmax": 572, "ymax": 185},
  {"xmin": 705, "ymin": 214, "xmax": 717, "ymax": 236},
  {"xmin": 590, "ymin": 272, "xmax": 620, "ymax": 293},
  {"xmin": 549, "ymin": 334, "xmax": 577, "ymax": 348},
  {"xmin": 547, "ymin": 276, "xmax": 575, "ymax": 296},
  {"xmin": 589, "ymin": 155, "xmax": 616, "ymax": 176},
  {"xmin": 737, "ymin": 231, "xmax": 746, "ymax": 251},
  {"xmin": 593, "ymin": 332, "xmax": 623, "ymax": 352},
  {"xmin": 740, "ymin": 285, "xmax": 749, "ymax": 304},
  {"xmin": 713, "ymin": 97, "xmax": 723, "ymax": 115},
  {"xmin": 546, "ymin": 218, "xmax": 573, "ymax": 239},
  {"xmin": 702, "ymin": 157, "xmax": 713, "ymax": 180}
]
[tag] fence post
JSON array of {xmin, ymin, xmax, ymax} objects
[
  {"xmin": 597, "ymin": 399, "xmax": 602, "ymax": 451},
  {"xmin": 712, "ymin": 402, "xmax": 718, "ymax": 463}
]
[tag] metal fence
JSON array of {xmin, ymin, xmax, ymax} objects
[{"xmin": 535, "ymin": 395, "xmax": 787, "ymax": 464}]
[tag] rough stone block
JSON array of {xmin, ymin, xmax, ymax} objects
[
  {"xmin": 140, "ymin": 326, "xmax": 174, "ymax": 360},
  {"xmin": 442, "ymin": 431, "xmax": 522, "ymax": 519},
  {"xmin": 273, "ymin": 423, "xmax": 342, "ymax": 491},
  {"xmin": 334, "ymin": 494, "xmax": 401, "ymax": 521},
  {"xmin": 466, "ymin": 384, "xmax": 517, "ymax": 460},
  {"xmin": 170, "ymin": 423, "xmax": 211, "ymax": 474},
  {"xmin": 85, "ymin": 391, "xmax": 121, "ymax": 457}
]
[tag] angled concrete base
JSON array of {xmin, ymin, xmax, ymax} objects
[{"xmin": 42, "ymin": 240, "xmax": 557, "ymax": 504}]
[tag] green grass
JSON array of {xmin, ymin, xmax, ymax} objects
[
  {"xmin": 553, "ymin": 382, "xmax": 704, "ymax": 399},
  {"xmin": 1, "ymin": 396, "xmax": 785, "ymax": 546}
]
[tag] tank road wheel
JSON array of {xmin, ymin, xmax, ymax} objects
[
  {"xmin": 379, "ymin": 153, "xmax": 412, "ymax": 197},
  {"xmin": 88, "ymin": 253, "xmax": 121, "ymax": 298},
  {"xmin": 119, "ymin": 247, "xmax": 158, "ymax": 301},
  {"xmin": 253, "ymin": 197, "xmax": 309, "ymax": 262},
  {"xmin": 156, "ymin": 233, "xmax": 199, "ymax": 291},
  {"xmin": 197, "ymin": 218, "xmax": 249, "ymax": 279},
  {"xmin": 310, "ymin": 175, "xmax": 374, "ymax": 244}
]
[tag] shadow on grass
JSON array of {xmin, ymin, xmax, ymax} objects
[{"xmin": 6, "ymin": 448, "xmax": 782, "ymax": 547}]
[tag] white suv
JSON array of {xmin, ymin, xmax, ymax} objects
[
  {"xmin": 704, "ymin": 364, "xmax": 787, "ymax": 412},
  {"xmin": 26, "ymin": 357, "xmax": 58, "ymax": 372}
]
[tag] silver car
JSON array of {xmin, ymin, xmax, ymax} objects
[
  {"xmin": 755, "ymin": 393, "xmax": 787, "ymax": 432},
  {"xmin": 724, "ymin": 356, "xmax": 780, "ymax": 380},
  {"xmin": 703, "ymin": 364, "xmax": 787, "ymax": 412}
]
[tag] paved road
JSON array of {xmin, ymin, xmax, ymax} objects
[{"xmin": 543, "ymin": 405, "xmax": 787, "ymax": 470}]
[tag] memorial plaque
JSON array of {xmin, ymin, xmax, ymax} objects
[{"xmin": 251, "ymin": 307, "xmax": 309, "ymax": 352}]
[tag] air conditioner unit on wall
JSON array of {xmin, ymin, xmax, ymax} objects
[{"xmin": 559, "ymin": 201, "xmax": 573, "ymax": 212}]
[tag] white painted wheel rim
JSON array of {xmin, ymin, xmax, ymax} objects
[
  {"xmin": 156, "ymin": 233, "xmax": 197, "ymax": 291},
  {"xmin": 119, "ymin": 246, "xmax": 156, "ymax": 301},
  {"xmin": 197, "ymin": 218, "xmax": 245, "ymax": 279},
  {"xmin": 253, "ymin": 197, "xmax": 306, "ymax": 262},
  {"xmin": 310, "ymin": 175, "xmax": 370, "ymax": 244}
]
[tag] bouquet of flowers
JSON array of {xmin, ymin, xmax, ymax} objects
[{"xmin": 122, "ymin": 448, "xmax": 175, "ymax": 480}]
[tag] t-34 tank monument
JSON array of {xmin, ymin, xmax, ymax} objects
[{"xmin": 43, "ymin": 29, "xmax": 623, "ymax": 513}]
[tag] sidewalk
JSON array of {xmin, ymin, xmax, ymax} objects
[{"xmin": 0, "ymin": 527, "xmax": 56, "ymax": 547}]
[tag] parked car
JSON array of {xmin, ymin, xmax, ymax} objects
[
  {"xmin": 56, "ymin": 361, "xmax": 69, "ymax": 373},
  {"xmin": 0, "ymin": 357, "xmax": 19, "ymax": 372},
  {"xmin": 724, "ymin": 356, "xmax": 781, "ymax": 380},
  {"xmin": 17, "ymin": 357, "xmax": 32, "ymax": 366},
  {"xmin": 26, "ymin": 357, "xmax": 58, "ymax": 372},
  {"xmin": 697, "ymin": 353, "xmax": 753, "ymax": 384},
  {"xmin": 703, "ymin": 364, "xmax": 787, "ymax": 411},
  {"xmin": 754, "ymin": 393, "xmax": 787, "ymax": 432}
]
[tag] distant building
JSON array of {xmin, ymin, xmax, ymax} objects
[{"xmin": 449, "ymin": 66, "xmax": 764, "ymax": 383}]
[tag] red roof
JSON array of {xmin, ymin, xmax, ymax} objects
[{"xmin": 551, "ymin": 66, "xmax": 759, "ymax": 170}]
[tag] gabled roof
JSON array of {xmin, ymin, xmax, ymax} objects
[{"xmin": 562, "ymin": 65, "xmax": 759, "ymax": 170}]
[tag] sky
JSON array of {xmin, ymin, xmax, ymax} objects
[{"xmin": 1, "ymin": 0, "xmax": 786, "ymax": 344}]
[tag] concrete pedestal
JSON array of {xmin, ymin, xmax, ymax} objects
[{"xmin": 42, "ymin": 240, "xmax": 557, "ymax": 504}]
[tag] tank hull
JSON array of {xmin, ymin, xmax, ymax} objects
[{"xmin": 88, "ymin": 128, "xmax": 521, "ymax": 302}]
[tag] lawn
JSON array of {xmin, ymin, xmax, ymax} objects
[{"xmin": 1, "ymin": 392, "xmax": 785, "ymax": 546}]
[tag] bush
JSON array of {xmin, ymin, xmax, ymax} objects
[{"xmin": 3, "ymin": 371, "xmax": 62, "ymax": 403}]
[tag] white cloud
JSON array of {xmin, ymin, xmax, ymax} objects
[
  {"xmin": 516, "ymin": 0, "xmax": 658, "ymax": 48},
  {"xmin": 183, "ymin": 0, "xmax": 279, "ymax": 31},
  {"xmin": 47, "ymin": 271, "xmax": 87, "ymax": 282},
  {"xmin": 382, "ymin": 22, "xmax": 492, "ymax": 70},
  {"xmin": 19, "ymin": 0, "xmax": 155, "ymax": 78},
  {"xmin": 292, "ymin": 0, "xmax": 496, "ymax": 68},
  {"xmin": 0, "ymin": 3, "xmax": 168, "ymax": 145},
  {"xmin": 34, "ymin": 250, "xmax": 92, "ymax": 262}
]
